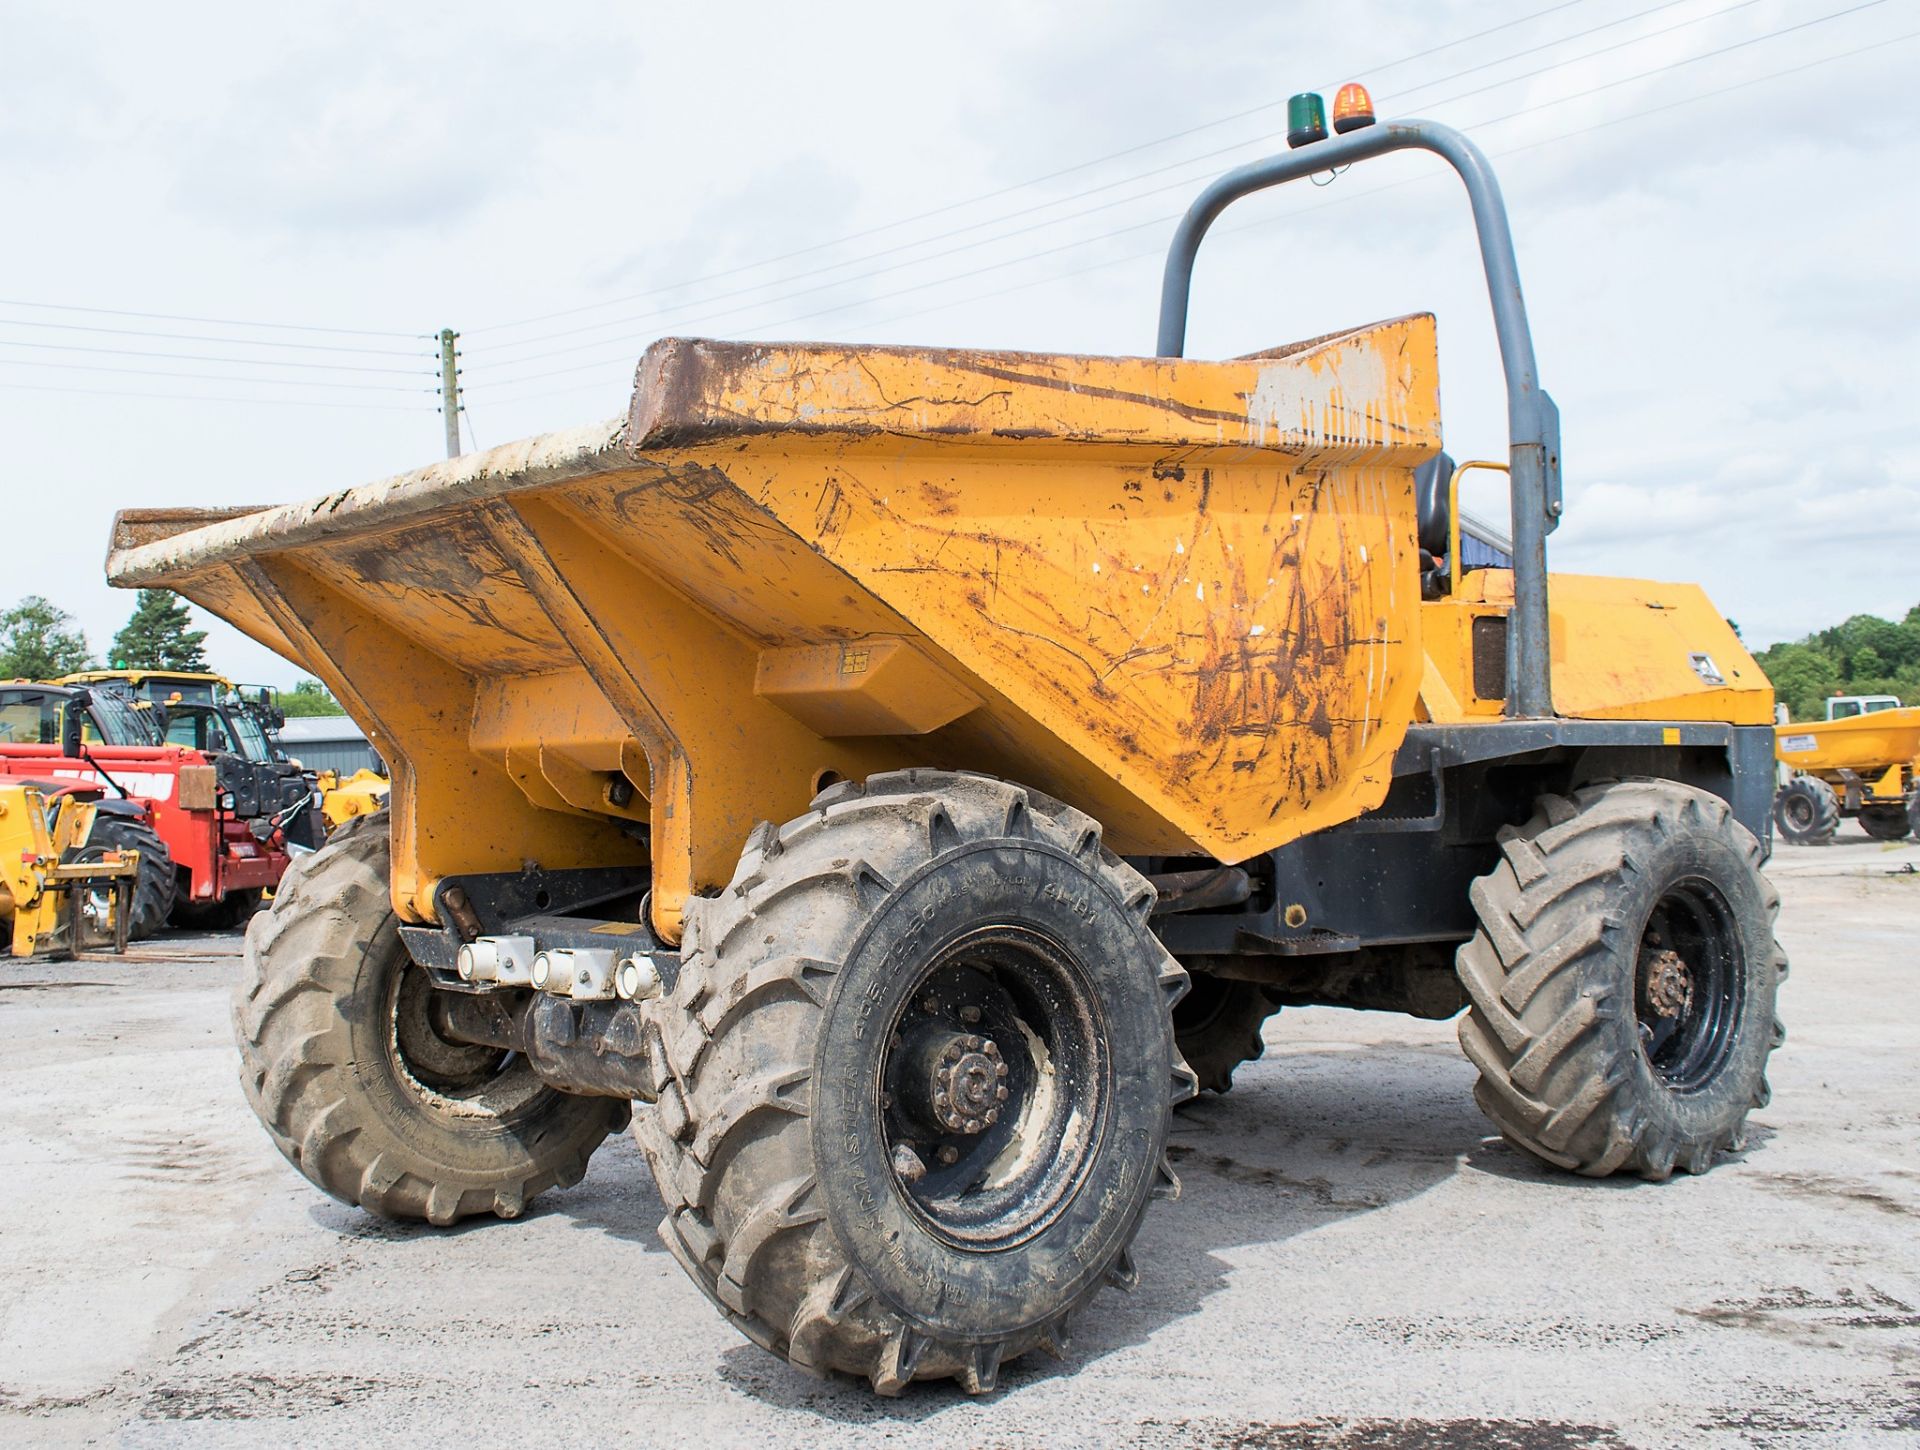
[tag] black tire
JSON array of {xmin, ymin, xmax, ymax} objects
[
  {"xmin": 175, "ymin": 885, "xmax": 264, "ymax": 932},
  {"xmin": 1457, "ymin": 780, "xmax": 1786, "ymax": 1180},
  {"xmin": 80, "ymin": 812, "xmax": 174, "ymax": 940},
  {"xmin": 1772, "ymin": 777, "xmax": 1838, "ymax": 845},
  {"xmin": 235, "ymin": 810, "xmax": 625, "ymax": 1224},
  {"xmin": 1858, "ymin": 806, "xmax": 1911, "ymax": 842},
  {"xmin": 1908, "ymin": 790, "xmax": 1920, "ymax": 841},
  {"xmin": 634, "ymin": 770, "xmax": 1193, "ymax": 1395},
  {"xmin": 1174, "ymin": 974, "xmax": 1279, "ymax": 1094}
]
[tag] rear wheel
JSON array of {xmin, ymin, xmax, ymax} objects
[
  {"xmin": 235, "ymin": 811, "xmax": 625, "ymax": 1224},
  {"xmin": 1456, "ymin": 780, "xmax": 1786, "ymax": 1180},
  {"xmin": 1173, "ymin": 975, "xmax": 1279, "ymax": 1094},
  {"xmin": 1858, "ymin": 805, "xmax": 1911, "ymax": 842},
  {"xmin": 635, "ymin": 771, "xmax": 1192, "ymax": 1394},
  {"xmin": 1772, "ymin": 777, "xmax": 1838, "ymax": 845},
  {"xmin": 79, "ymin": 813, "xmax": 174, "ymax": 940}
]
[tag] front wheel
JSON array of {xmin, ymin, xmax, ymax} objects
[
  {"xmin": 1773, "ymin": 777, "xmax": 1838, "ymax": 845},
  {"xmin": 235, "ymin": 811, "xmax": 625, "ymax": 1224},
  {"xmin": 1456, "ymin": 780, "xmax": 1786, "ymax": 1180},
  {"xmin": 635, "ymin": 771, "xmax": 1192, "ymax": 1394},
  {"xmin": 78, "ymin": 811, "xmax": 174, "ymax": 940}
]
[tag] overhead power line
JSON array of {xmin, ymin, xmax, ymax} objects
[
  {"xmin": 0, "ymin": 337, "xmax": 432, "ymax": 375},
  {"xmin": 471, "ymin": 18, "xmax": 1917, "ymax": 408},
  {"xmin": 480, "ymin": 0, "xmax": 1721, "ymax": 362},
  {"xmin": 0, "ymin": 296, "xmax": 422, "ymax": 339},
  {"xmin": 465, "ymin": 0, "xmax": 1800, "ymax": 382},
  {"xmin": 0, "ymin": 314, "xmax": 432, "ymax": 357},
  {"xmin": 0, "ymin": 358, "xmax": 434, "ymax": 393},
  {"xmin": 471, "ymin": 0, "xmax": 1599, "ymax": 336},
  {"xmin": 472, "ymin": 0, "xmax": 1890, "ymax": 395},
  {"xmin": 0, "ymin": 379, "xmax": 428, "ymax": 411}
]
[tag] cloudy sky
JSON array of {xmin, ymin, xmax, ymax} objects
[{"xmin": 3, "ymin": 0, "xmax": 1916, "ymax": 684}]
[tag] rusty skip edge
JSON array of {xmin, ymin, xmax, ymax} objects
[{"xmin": 105, "ymin": 327, "xmax": 1432, "ymax": 590}]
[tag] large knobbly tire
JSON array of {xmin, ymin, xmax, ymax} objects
[
  {"xmin": 1857, "ymin": 805, "xmax": 1911, "ymax": 842},
  {"xmin": 80, "ymin": 812, "xmax": 175, "ymax": 940},
  {"xmin": 235, "ymin": 810, "xmax": 625, "ymax": 1224},
  {"xmin": 1457, "ymin": 780, "xmax": 1786, "ymax": 1181},
  {"xmin": 1772, "ymin": 776, "xmax": 1838, "ymax": 845},
  {"xmin": 1174, "ymin": 975, "xmax": 1280, "ymax": 1094},
  {"xmin": 634, "ymin": 770, "xmax": 1193, "ymax": 1395}
]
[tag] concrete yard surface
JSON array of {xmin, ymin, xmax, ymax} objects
[{"xmin": 1, "ymin": 837, "xmax": 1915, "ymax": 1447}]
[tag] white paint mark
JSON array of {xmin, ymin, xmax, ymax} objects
[{"xmin": 1250, "ymin": 624, "xmax": 1266, "ymax": 636}]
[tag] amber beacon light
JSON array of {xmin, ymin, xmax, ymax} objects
[{"xmin": 1331, "ymin": 82, "xmax": 1376, "ymax": 133}]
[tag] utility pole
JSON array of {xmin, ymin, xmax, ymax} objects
[{"xmin": 437, "ymin": 327, "xmax": 462, "ymax": 459}]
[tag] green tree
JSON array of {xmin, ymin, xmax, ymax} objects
[
  {"xmin": 110, "ymin": 589, "xmax": 209, "ymax": 671},
  {"xmin": 0, "ymin": 595, "xmax": 93, "ymax": 678},
  {"xmin": 281, "ymin": 678, "xmax": 347, "ymax": 717},
  {"xmin": 1849, "ymin": 645, "xmax": 1886, "ymax": 682},
  {"xmin": 1755, "ymin": 642, "xmax": 1837, "ymax": 722}
]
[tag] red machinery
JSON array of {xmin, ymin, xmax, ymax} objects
[{"xmin": 0, "ymin": 683, "xmax": 298, "ymax": 929}]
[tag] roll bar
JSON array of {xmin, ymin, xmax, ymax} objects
[{"xmin": 1155, "ymin": 120, "xmax": 1560, "ymax": 719}]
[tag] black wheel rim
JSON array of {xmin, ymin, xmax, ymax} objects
[
  {"xmin": 390, "ymin": 961, "xmax": 545, "ymax": 1117},
  {"xmin": 1780, "ymin": 793, "xmax": 1813, "ymax": 831},
  {"xmin": 1634, "ymin": 876, "xmax": 1745, "ymax": 1092},
  {"xmin": 877, "ymin": 924, "xmax": 1109, "ymax": 1251}
]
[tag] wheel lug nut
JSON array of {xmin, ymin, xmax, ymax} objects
[
  {"xmin": 964, "ymin": 1118, "xmax": 981, "ymax": 1133},
  {"xmin": 995, "ymin": 1085, "xmax": 1008, "ymax": 1101},
  {"xmin": 965, "ymin": 1035, "xmax": 982, "ymax": 1050},
  {"xmin": 995, "ymin": 1061, "xmax": 1008, "ymax": 1078}
]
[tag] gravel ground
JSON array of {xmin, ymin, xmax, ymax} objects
[{"xmin": 1, "ymin": 836, "xmax": 1915, "ymax": 1448}]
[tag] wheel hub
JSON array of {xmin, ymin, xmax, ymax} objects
[
  {"xmin": 1642, "ymin": 947, "xmax": 1694, "ymax": 1020},
  {"xmin": 931, "ymin": 1035, "xmax": 1009, "ymax": 1134},
  {"xmin": 877, "ymin": 928, "xmax": 1109, "ymax": 1250}
]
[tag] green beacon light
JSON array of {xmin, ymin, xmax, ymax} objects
[{"xmin": 1286, "ymin": 91, "xmax": 1328, "ymax": 149}]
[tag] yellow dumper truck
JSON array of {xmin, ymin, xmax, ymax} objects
[
  {"xmin": 104, "ymin": 115, "xmax": 1785, "ymax": 1395},
  {"xmin": 1774, "ymin": 695, "xmax": 1920, "ymax": 843}
]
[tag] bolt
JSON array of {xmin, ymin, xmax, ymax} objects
[
  {"xmin": 965, "ymin": 1035, "xmax": 982, "ymax": 1051},
  {"xmin": 964, "ymin": 1118, "xmax": 981, "ymax": 1133},
  {"xmin": 921, "ymin": 995, "xmax": 939, "ymax": 1014},
  {"xmin": 995, "ymin": 1061, "xmax": 1008, "ymax": 1078},
  {"xmin": 937, "ymin": 1146, "xmax": 959, "ymax": 1166},
  {"xmin": 959, "ymin": 1005, "xmax": 982, "ymax": 1024},
  {"xmin": 995, "ymin": 1085, "xmax": 1009, "ymax": 1101},
  {"xmin": 934, "ymin": 1091, "xmax": 949, "ymax": 1109}
]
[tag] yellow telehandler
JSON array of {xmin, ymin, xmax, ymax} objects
[
  {"xmin": 0, "ymin": 781, "xmax": 139, "ymax": 959},
  {"xmin": 104, "ymin": 110, "xmax": 1784, "ymax": 1396}
]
